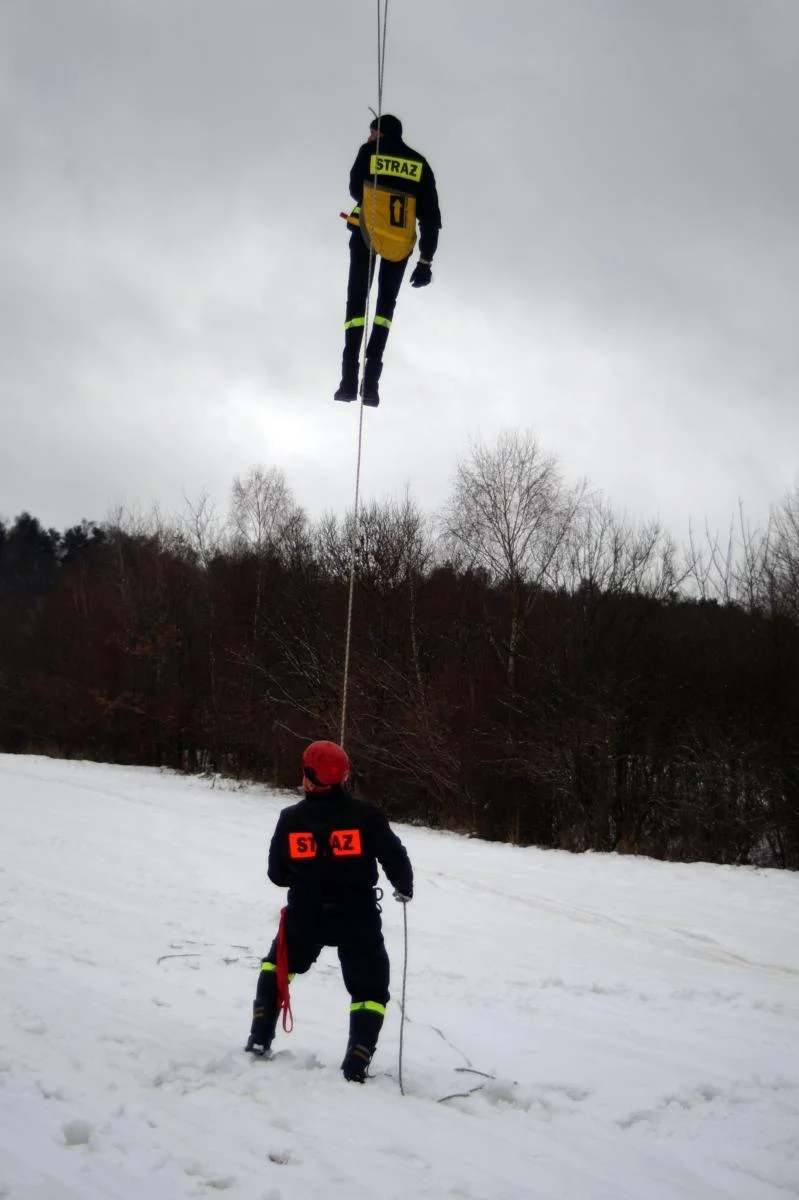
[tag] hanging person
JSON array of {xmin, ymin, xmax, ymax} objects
[
  {"xmin": 245, "ymin": 739, "xmax": 414, "ymax": 1082},
  {"xmin": 334, "ymin": 114, "xmax": 442, "ymax": 407}
]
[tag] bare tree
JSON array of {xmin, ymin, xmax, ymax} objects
[
  {"xmin": 312, "ymin": 493, "xmax": 436, "ymax": 715},
  {"xmin": 443, "ymin": 430, "xmax": 584, "ymax": 687},
  {"xmin": 766, "ymin": 483, "xmax": 799, "ymax": 622},
  {"xmin": 229, "ymin": 466, "xmax": 305, "ymax": 560},
  {"xmin": 684, "ymin": 502, "xmax": 771, "ymax": 611},
  {"xmin": 228, "ymin": 466, "xmax": 308, "ymax": 645},
  {"xmin": 565, "ymin": 495, "xmax": 680, "ymax": 600},
  {"xmin": 177, "ymin": 491, "xmax": 226, "ymax": 570}
]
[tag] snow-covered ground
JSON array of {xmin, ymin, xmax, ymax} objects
[{"xmin": 1, "ymin": 754, "xmax": 798, "ymax": 1200}]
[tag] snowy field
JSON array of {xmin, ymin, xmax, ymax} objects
[{"xmin": 1, "ymin": 754, "xmax": 798, "ymax": 1200}]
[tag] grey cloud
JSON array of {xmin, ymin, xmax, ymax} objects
[{"xmin": 1, "ymin": 0, "xmax": 797, "ymax": 544}]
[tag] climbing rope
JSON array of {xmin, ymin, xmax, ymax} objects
[
  {"xmin": 335, "ymin": 5, "xmax": 408, "ymax": 1101},
  {"xmin": 338, "ymin": 403, "xmax": 366, "ymax": 747},
  {"xmin": 397, "ymin": 894, "xmax": 409, "ymax": 1095},
  {"xmin": 339, "ymin": 0, "xmax": 390, "ymax": 747}
]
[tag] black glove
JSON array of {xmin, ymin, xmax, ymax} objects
[
  {"xmin": 410, "ymin": 260, "xmax": 432, "ymax": 288},
  {"xmin": 393, "ymin": 889, "xmax": 412, "ymax": 903}
]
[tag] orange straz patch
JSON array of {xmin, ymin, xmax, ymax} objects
[
  {"xmin": 287, "ymin": 829, "xmax": 363, "ymax": 859},
  {"xmin": 330, "ymin": 829, "xmax": 362, "ymax": 857},
  {"xmin": 288, "ymin": 832, "xmax": 317, "ymax": 859}
]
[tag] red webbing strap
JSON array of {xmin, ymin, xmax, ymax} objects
[{"xmin": 275, "ymin": 905, "xmax": 294, "ymax": 1032}]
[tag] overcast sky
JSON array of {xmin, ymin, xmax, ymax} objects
[{"xmin": 2, "ymin": 0, "xmax": 798, "ymax": 545}]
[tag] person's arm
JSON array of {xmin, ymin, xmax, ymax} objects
[
  {"xmin": 417, "ymin": 162, "xmax": 442, "ymax": 263},
  {"xmin": 370, "ymin": 809, "xmax": 414, "ymax": 898},
  {"xmin": 410, "ymin": 162, "xmax": 441, "ymax": 286},
  {"xmin": 267, "ymin": 813, "xmax": 292, "ymax": 887}
]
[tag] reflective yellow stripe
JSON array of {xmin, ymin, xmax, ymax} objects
[
  {"xmin": 373, "ymin": 316, "xmax": 392, "ymax": 329},
  {"xmin": 261, "ymin": 963, "xmax": 295, "ymax": 980},
  {"xmin": 350, "ymin": 1000, "xmax": 387, "ymax": 1016},
  {"xmin": 345, "ymin": 317, "xmax": 366, "ymax": 330},
  {"xmin": 369, "ymin": 154, "xmax": 423, "ymax": 182}
]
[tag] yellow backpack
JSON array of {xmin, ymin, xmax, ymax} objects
[{"xmin": 359, "ymin": 180, "xmax": 418, "ymax": 262}]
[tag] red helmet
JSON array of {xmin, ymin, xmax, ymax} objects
[{"xmin": 302, "ymin": 740, "xmax": 350, "ymax": 791}]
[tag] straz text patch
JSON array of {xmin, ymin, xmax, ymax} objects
[
  {"xmin": 288, "ymin": 829, "xmax": 363, "ymax": 859},
  {"xmin": 369, "ymin": 154, "xmax": 423, "ymax": 182}
]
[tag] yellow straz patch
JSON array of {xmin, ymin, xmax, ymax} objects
[{"xmin": 369, "ymin": 154, "xmax": 423, "ymax": 182}]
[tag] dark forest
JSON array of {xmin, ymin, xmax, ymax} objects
[{"xmin": 2, "ymin": 434, "xmax": 797, "ymax": 868}]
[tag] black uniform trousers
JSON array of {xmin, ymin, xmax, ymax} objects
[
  {"xmin": 343, "ymin": 231, "xmax": 409, "ymax": 369},
  {"xmin": 266, "ymin": 900, "xmax": 390, "ymax": 1004}
]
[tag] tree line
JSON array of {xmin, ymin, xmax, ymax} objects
[{"xmin": 1, "ymin": 432, "xmax": 797, "ymax": 868}]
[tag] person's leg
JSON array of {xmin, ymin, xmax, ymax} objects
[
  {"xmin": 245, "ymin": 916, "xmax": 322, "ymax": 1054},
  {"xmin": 335, "ymin": 234, "xmax": 375, "ymax": 401},
  {"xmin": 337, "ymin": 914, "xmax": 390, "ymax": 1081},
  {"xmin": 362, "ymin": 256, "xmax": 409, "ymax": 406},
  {"xmin": 245, "ymin": 951, "xmax": 281, "ymax": 1054}
]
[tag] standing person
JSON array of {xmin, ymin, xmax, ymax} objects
[
  {"xmin": 334, "ymin": 114, "xmax": 442, "ymax": 407},
  {"xmin": 245, "ymin": 740, "xmax": 413, "ymax": 1082}
]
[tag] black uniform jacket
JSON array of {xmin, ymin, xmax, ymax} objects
[
  {"xmin": 349, "ymin": 133, "xmax": 442, "ymax": 262},
  {"xmin": 268, "ymin": 787, "xmax": 413, "ymax": 910}
]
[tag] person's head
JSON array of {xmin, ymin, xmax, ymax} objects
[
  {"xmin": 302, "ymin": 740, "xmax": 350, "ymax": 793},
  {"xmin": 369, "ymin": 113, "xmax": 403, "ymax": 143}
]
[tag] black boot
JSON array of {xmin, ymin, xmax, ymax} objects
[
  {"xmin": 334, "ymin": 355, "xmax": 359, "ymax": 403},
  {"xmin": 341, "ymin": 1005, "xmax": 384, "ymax": 1082},
  {"xmin": 245, "ymin": 961, "xmax": 279, "ymax": 1056},
  {"xmin": 361, "ymin": 360, "xmax": 383, "ymax": 408}
]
